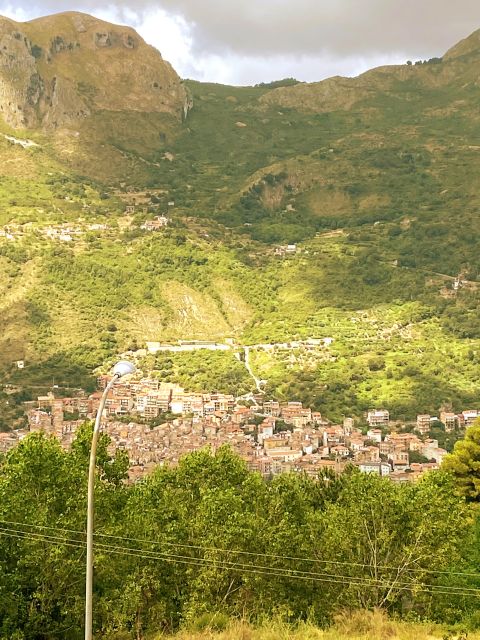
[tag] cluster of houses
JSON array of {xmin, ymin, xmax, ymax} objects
[
  {"xmin": 117, "ymin": 186, "xmax": 174, "ymax": 220},
  {"xmin": 0, "ymin": 374, "xmax": 474, "ymax": 482},
  {"xmin": 140, "ymin": 215, "xmax": 170, "ymax": 231},
  {"xmin": 274, "ymin": 244, "xmax": 298, "ymax": 257},
  {"xmin": 0, "ymin": 214, "xmax": 170, "ymax": 243},
  {"xmin": 0, "ymin": 185, "xmax": 174, "ymax": 248},
  {"xmin": 368, "ymin": 407, "xmax": 478, "ymax": 432},
  {"xmin": 0, "ymin": 222, "xmax": 108, "ymax": 243}
]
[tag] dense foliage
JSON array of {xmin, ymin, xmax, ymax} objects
[
  {"xmin": 0, "ymin": 430, "xmax": 479, "ymax": 639},
  {"xmin": 443, "ymin": 420, "xmax": 480, "ymax": 500}
]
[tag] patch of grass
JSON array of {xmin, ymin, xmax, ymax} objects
[{"xmin": 141, "ymin": 610, "xmax": 473, "ymax": 640}]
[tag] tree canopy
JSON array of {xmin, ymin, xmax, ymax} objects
[
  {"xmin": 0, "ymin": 430, "xmax": 478, "ymax": 638},
  {"xmin": 443, "ymin": 419, "xmax": 480, "ymax": 500}
]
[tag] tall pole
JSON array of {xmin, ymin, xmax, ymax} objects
[{"xmin": 85, "ymin": 375, "xmax": 118, "ymax": 640}]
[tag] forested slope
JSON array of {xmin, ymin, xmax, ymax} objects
[{"xmin": 2, "ymin": 18, "xmax": 480, "ymax": 419}]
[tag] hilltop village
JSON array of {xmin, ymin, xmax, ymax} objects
[{"xmin": 0, "ymin": 372, "xmax": 471, "ymax": 482}]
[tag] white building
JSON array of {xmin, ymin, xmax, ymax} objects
[
  {"xmin": 367, "ymin": 429, "xmax": 382, "ymax": 443},
  {"xmin": 367, "ymin": 409, "xmax": 389, "ymax": 427},
  {"xmin": 357, "ymin": 462, "xmax": 391, "ymax": 476}
]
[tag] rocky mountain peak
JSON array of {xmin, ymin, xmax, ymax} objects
[{"xmin": 0, "ymin": 11, "xmax": 191, "ymax": 129}]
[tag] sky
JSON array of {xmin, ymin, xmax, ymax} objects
[{"xmin": 2, "ymin": 1, "xmax": 480, "ymax": 85}]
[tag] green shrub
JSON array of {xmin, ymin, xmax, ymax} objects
[{"xmin": 190, "ymin": 612, "xmax": 231, "ymax": 632}]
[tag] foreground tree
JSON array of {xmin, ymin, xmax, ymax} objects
[
  {"xmin": 0, "ymin": 436, "xmax": 476, "ymax": 638},
  {"xmin": 443, "ymin": 419, "xmax": 480, "ymax": 500},
  {"xmin": 0, "ymin": 426, "xmax": 129, "ymax": 640}
]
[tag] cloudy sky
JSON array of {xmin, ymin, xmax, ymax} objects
[{"xmin": 2, "ymin": 1, "xmax": 480, "ymax": 85}]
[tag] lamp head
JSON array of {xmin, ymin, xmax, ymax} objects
[{"xmin": 112, "ymin": 360, "xmax": 136, "ymax": 379}]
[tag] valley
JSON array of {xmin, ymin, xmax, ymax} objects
[
  {"xmin": 2, "ymin": 10, "xmax": 480, "ymax": 639},
  {"xmin": 0, "ymin": 13, "xmax": 479, "ymax": 423}
]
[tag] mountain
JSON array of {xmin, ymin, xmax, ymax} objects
[
  {"xmin": 444, "ymin": 27, "xmax": 480, "ymax": 60},
  {"xmin": 1, "ymin": 15, "xmax": 480, "ymax": 424},
  {"xmin": 0, "ymin": 11, "xmax": 190, "ymax": 129}
]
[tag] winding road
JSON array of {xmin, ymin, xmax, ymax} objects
[{"xmin": 243, "ymin": 346, "xmax": 265, "ymax": 393}]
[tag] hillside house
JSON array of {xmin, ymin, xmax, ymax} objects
[
  {"xmin": 0, "ymin": 431, "xmax": 21, "ymax": 452},
  {"xmin": 330, "ymin": 444, "xmax": 350, "ymax": 458},
  {"xmin": 440, "ymin": 411, "xmax": 457, "ymax": 432},
  {"xmin": 141, "ymin": 215, "xmax": 169, "ymax": 231},
  {"xmin": 258, "ymin": 421, "xmax": 275, "ymax": 445},
  {"xmin": 366, "ymin": 428, "xmax": 382, "ymax": 443},
  {"xmin": 379, "ymin": 441, "xmax": 393, "ymax": 456},
  {"xmin": 389, "ymin": 451, "xmax": 409, "ymax": 471},
  {"xmin": 416, "ymin": 414, "xmax": 431, "ymax": 435},
  {"xmin": 265, "ymin": 447, "xmax": 303, "ymax": 463},
  {"xmin": 385, "ymin": 432, "xmax": 419, "ymax": 451},
  {"xmin": 205, "ymin": 393, "xmax": 235, "ymax": 414},
  {"xmin": 300, "ymin": 430, "xmax": 321, "ymax": 450},
  {"xmin": 349, "ymin": 437, "xmax": 367, "ymax": 452},
  {"xmin": 461, "ymin": 410, "xmax": 479, "ymax": 427},
  {"xmin": 97, "ymin": 375, "xmax": 113, "ymax": 390},
  {"xmin": 422, "ymin": 440, "xmax": 448, "ymax": 463},
  {"xmin": 231, "ymin": 406, "xmax": 253, "ymax": 424},
  {"xmin": 274, "ymin": 244, "xmax": 298, "ymax": 257},
  {"xmin": 105, "ymin": 396, "xmax": 134, "ymax": 417},
  {"xmin": 263, "ymin": 432, "xmax": 290, "ymax": 449},
  {"xmin": 354, "ymin": 446, "xmax": 380, "ymax": 463},
  {"xmin": 410, "ymin": 462, "xmax": 440, "ymax": 474},
  {"xmin": 263, "ymin": 400, "xmax": 281, "ymax": 417},
  {"xmin": 66, "ymin": 396, "xmax": 89, "ymax": 417},
  {"xmin": 254, "ymin": 458, "xmax": 292, "ymax": 477},
  {"xmin": 135, "ymin": 390, "xmax": 171, "ymax": 418},
  {"xmin": 171, "ymin": 393, "xmax": 204, "ymax": 416},
  {"xmin": 323, "ymin": 426, "xmax": 344, "ymax": 447},
  {"xmin": 357, "ymin": 461, "xmax": 391, "ymax": 476},
  {"xmin": 28, "ymin": 409, "xmax": 53, "ymax": 432},
  {"xmin": 282, "ymin": 402, "xmax": 311, "ymax": 425},
  {"xmin": 408, "ymin": 436, "xmax": 423, "ymax": 452},
  {"xmin": 37, "ymin": 393, "xmax": 55, "ymax": 409},
  {"xmin": 367, "ymin": 409, "xmax": 389, "ymax": 427}
]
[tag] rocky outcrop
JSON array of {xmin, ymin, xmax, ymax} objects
[
  {"xmin": 0, "ymin": 23, "xmax": 39, "ymax": 128},
  {"xmin": 259, "ymin": 28, "xmax": 480, "ymax": 113},
  {"xmin": 0, "ymin": 11, "xmax": 191, "ymax": 129}
]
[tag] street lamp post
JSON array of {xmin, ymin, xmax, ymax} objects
[{"xmin": 85, "ymin": 360, "xmax": 136, "ymax": 640}]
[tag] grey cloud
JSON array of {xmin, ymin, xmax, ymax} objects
[
  {"xmin": 7, "ymin": 0, "xmax": 480, "ymax": 60},
  {"xmin": 155, "ymin": 0, "xmax": 480, "ymax": 59}
]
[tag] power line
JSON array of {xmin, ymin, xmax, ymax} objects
[
  {"xmin": 0, "ymin": 528, "xmax": 86, "ymax": 552},
  {"xmin": 1, "ymin": 526, "xmax": 479, "ymax": 599},
  {"xmin": 2, "ymin": 526, "xmax": 477, "ymax": 600},
  {"xmin": 1, "ymin": 526, "xmax": 395, "ymax": 590},
  {"xmin": 0, "ymin": 518, "xmax": 478, "ymax": 580}
]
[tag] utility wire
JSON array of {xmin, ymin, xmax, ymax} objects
[
  {"xmin": 0, "ymin": 518, "xmax": 479, "ymax": 580},
  {"xmin": 3, "ymin": 525, "xmax": 418, "ymax": 586},
  {"xmin": 2, "ymin": 526, "xmax": 396, "ymax": 590},
  {"xmin": 1, "ymin": 526, "xmax": 479, "ymax": 599}
]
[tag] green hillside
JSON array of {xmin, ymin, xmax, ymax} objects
[{"xmin": 2, "ymin": 20, "xmax": 480, "ymax": 421}]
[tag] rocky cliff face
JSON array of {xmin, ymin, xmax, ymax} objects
[{"xmin": 0, "ymin": 11, "xmax": 191, "ymax": 129}]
